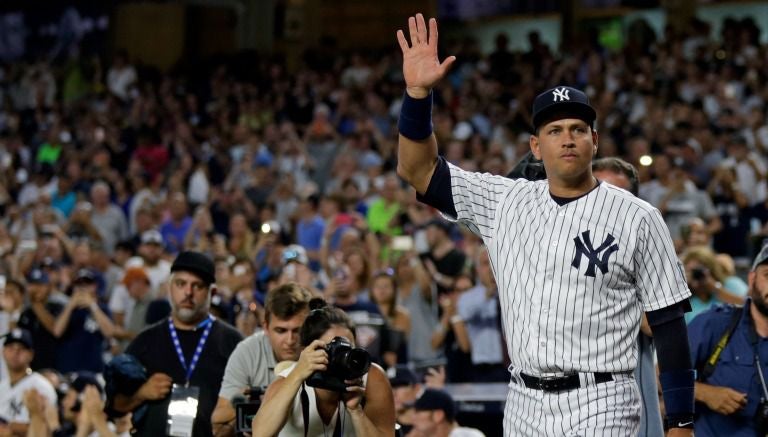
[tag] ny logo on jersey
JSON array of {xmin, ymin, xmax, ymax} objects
[
  {"xmin": 571, "ymin": 230, "xmax": 619, "ymax": 277},
  {"xmin": 552, "ymin": 87, "xmax": 570, "ymax": 102}
]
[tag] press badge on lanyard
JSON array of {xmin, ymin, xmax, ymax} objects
[{"xmin": 166, "ymin": 316, "xmax": 214, "ymax": 437}]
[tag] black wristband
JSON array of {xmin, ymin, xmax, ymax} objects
[
  {"xmin": 398, "ymin": 91, "xmax": 434, "ymax": 140},
  {"xmin": 664, "ymin": 414, "xmax": 694, "ymax": 430}
]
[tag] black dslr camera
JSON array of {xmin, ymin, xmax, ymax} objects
[
  {"xmin": 234, "ymin": 386, "xmax": 266, "ymax": 435},
  {"xmin": 755, "ymin": 398, "xmax": 768, "ymax": 436},
  {"xmin": 306, "ymin": 336, "xmax": 371, "ymax": 392}
]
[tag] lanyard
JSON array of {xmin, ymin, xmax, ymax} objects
[{"xmin": 168, "ymin": 316, "xmax": 214, "ymax": 385}]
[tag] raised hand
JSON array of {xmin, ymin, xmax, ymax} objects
[{"xmin": 396, "ymin": 13, "xmax": 456, "ymax": 98}]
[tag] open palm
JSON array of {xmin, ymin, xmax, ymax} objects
[{"xmin": 396, "ymin": 14, "xmax": 456, "ymax": 94}]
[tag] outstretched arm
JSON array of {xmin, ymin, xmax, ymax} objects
[{"xmin": 395, "ymin": 13, "xmax": 455, "ymax": 194}]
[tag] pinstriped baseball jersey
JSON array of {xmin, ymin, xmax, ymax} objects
[{"xmin": 444, "ymin": 161, "xmax": 691, "ymax": 375}]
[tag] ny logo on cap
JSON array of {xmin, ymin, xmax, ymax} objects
[
  {"xmin": 552, "ymin": 87, "xmax": 570, "ymax": 102},
  {"xmin": 571, "ymin": 230, "xmax": 618, "ymax": 277}
]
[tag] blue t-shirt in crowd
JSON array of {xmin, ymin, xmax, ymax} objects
[
  {"xmin": 55, "ymin": 304, "xmax": 111, "ymax": 374},
  {"xmin": 297, "ymin": 215, "xmax": 324, "ymax": 271},
  {"xmin": 51, "ymin": 189, "xmax": 77, "ymax": 217},
  {"xmin": 160, "ymin": 217, "xmax": 193, "ymax": 254}
]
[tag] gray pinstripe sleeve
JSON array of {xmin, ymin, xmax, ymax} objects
[{"xmin": 634, "ymin": 207, "xmax": 691, "ymax": 311}]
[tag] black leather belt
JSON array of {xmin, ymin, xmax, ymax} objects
[{"xmin": 516, "ymin": 371, "xmax": 613, "ymax": 392}]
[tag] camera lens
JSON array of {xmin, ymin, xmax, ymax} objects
[{"xmin": 343, "ymin": 348, "xmax": 371, "ymax": 379}]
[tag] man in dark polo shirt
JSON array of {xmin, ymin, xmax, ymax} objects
[{"xmin": 114, "ymin": 251, "xmax": 242, "ymax": 437}]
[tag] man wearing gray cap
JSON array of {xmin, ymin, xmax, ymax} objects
[
  {"xmin": 687, "ymin": 243, "xmax": 768, "ymax": 436},
  {"xmin": 113, "ymin": 251, "xmax": 242, "ymax": 437}
]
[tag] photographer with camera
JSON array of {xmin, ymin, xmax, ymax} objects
[
  {"xmin": 211, "ymin": 282, "xmax": 314, "ymax": 436},
  {"xmin": 251, "ymin": 298, "xmax": 394, "ymax": 437},
  {"xmin": 689, "ymin": 243, "xmax": 768, "ymax": 436},
  {"xmin": 682, "ymin": 245, "xmax": 744, "ymax": 323}
]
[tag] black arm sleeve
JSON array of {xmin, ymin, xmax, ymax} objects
[
  {"xmin": 652, "ymin": 314, "xmax": 693, "ymax": 371},
  {"xmin": 646, "ymin": 298, "xmax": 691, "ymax": 327},
  {"xmin": 415, "ymin": 156, "xmax": 457, "ymax": 218}
]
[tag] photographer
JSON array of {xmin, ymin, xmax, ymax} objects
[
  {"xmin": 682, "ymin": 245, "xmax": 744, "ymax": 323},
  {"xmin": 689, "ymin": 243, "xmax": 768, "ymax": 436},
  {"xmin": 211, "ymin": 283, "xmax": 313, "ymax": 436},
  {"xmin": 251, "ymin": 298, "xmax": 394, "ymax": 437}
]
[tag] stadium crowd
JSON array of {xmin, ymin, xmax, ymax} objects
[{"xmin": 0, "ymin": 11, "xmax": 767, "ymax": 436}]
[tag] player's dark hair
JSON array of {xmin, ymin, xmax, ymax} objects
[
  {"xmin": 300, "ymin": 298, "xmax": 356, "ymax": 346},
  {"xmin": 265, "ymin": 283, "xmax": 313, "ymax": 323},
  {"xmin": 592, "ymin": 157, "xmax": 639, "ymax": 196}
]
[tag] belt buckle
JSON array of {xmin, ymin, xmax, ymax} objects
[{"xmin": 537, "ymin": 375, "xmax": 561, "ymax": 391}]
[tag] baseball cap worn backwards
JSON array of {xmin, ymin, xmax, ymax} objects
[
  {"xmin": 171, "ymin": 251, "xmax": 216, "ymax": 285},
  {"xmin": 532, "ymin": 86, "xmax": 596, "ymax": 131}
]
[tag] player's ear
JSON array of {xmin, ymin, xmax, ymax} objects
[
  {"xmin": 529, "ymin": 134, "xmax": 541, "ymax": 160},
  {"xmin": 592, "ymin": 130, "xmax": 599, "ymax": 156}
]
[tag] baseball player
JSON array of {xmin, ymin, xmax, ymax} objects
[
  {"xmin": 510, "ymin": 154, "xmax": 665, "ymax": 437},
  {"xmin": 395, "ymin": 13, "xmax": 696, "ymax": 436}
]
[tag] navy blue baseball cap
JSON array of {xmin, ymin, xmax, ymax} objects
[
  {"xmin": 4, "ymin": 328, "xmax": 34, "ymax": 349},
  {"xmin": 387, "ymin": 365, "xmax": 418, "ymax": 387},
  {"xmin": 73, "ymin": 268, "xmax": 97, "ymax": 284},
  {"xmin": 413, "ymin": 389, "xmax": 456, "ymax": 421},
  {"xmin": 532, "ymin": 86, "xmax": 596, "ymax": 131},
  {"xmin": 27, "ymin": 267, "xmax": 49, "ymax": 284}
]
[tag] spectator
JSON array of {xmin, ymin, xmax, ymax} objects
[
  {"xmin": 160, "ymin": 192, "xmax": 193, "ymax": 255},
  {"xmin": 682, "ymin": 246, "xmax": 744, "ymax": 323},
  {"xmin": 53, "ymin": 268, "xmax": 116, "ymax": 373},
  {"xmin": 431, "ymin": 273, "xmax": 473, "ymax": 383},
  {"xmin": 50, "ymin": 174, "xmax": 77, "ymax": 218},
  {"xmin": 453, "ymin": 247, "xmax": 506, "ymax": 382},
  {"xmin": 211, "ymin": 282, "xmax": 313, "ymax": 436},
  {"xmin": 422, "ymin": 219, "xmax": 466, "ymax": 294},
  {"xmin": 0, "ymin": 328, "xmax": 58, "ymax": 435},
  {"xmin": 409, "ymin": 388, "xmax": 485, "ymax": 437},
  {"xmin": 111, "ymin": 267, "xmax": 156, "ymax": 350},
  {"xmin": 295, "ymin": 193, "xmax": 325, "ymax": 272},
  {"xmin": 59, "ymin": 373, "xmax": 123, "ymax": 437},
  {"xmin": 227, "ymin": 212, "xmax": 257, "ymax": 261},
  {"xmin": 366, "ymin": 172, "xmax": 404, "ymax": 236},
  {"xmin": 136, "ymin": 230, "xmax": 171, "ymax": 294},
  {"xmin": 388, "ymin": 365, "xmax": 423, "ymax": 436},
  {"xmin": 707, "ymin": 165, "xmax": 751, "ymax": 257},
  {"xmin": 0, "ymin": 276, "xmax": 23, "ymax": 335},
  {"xmin": 251, "ymin": 298, "xmax": 395, "ymax": 436},
  {"xmin": 106, "ymin": 50, "xmax": 136, "ymax": 102},
  {"xmin": 229, "ymin": 258, "xmax": 263, "ymax": 331},
  {"xmin": 89, "ymin": 181, "xmax": 129, "ymax": 254},
  {"xmin": 370, "ymin": 269, "xmax": 411, "ymax": 367},
  {"xmin": 657, "ymin": 163, "xmax": 722, "ymax": 249},
  {"xmin": 112, "ymin": 251, "xmax": 242, "ymax": 437},
  {"xmin": 688, "ymin": 243, "xmax": 768, "ymax": 436},
  {"xmin": 17, "ymin": 270, "xmax": 63, "ymax": 370},
  {"xmin": 394, "ymin": 251, "xmax": 441, "ymax": 368}
]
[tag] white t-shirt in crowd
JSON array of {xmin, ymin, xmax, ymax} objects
[{"xmin": 0, "ymin": 371, "xmax": 57, "ymax": 424}]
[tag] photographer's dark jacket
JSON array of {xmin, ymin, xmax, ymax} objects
[
  {"xmin": 125, "ymin": 317, "xmax": 242, "ymax": 437},
  {"xmin": 689, "ymin": 300, "xmax": 768, "ymax": 437}
]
